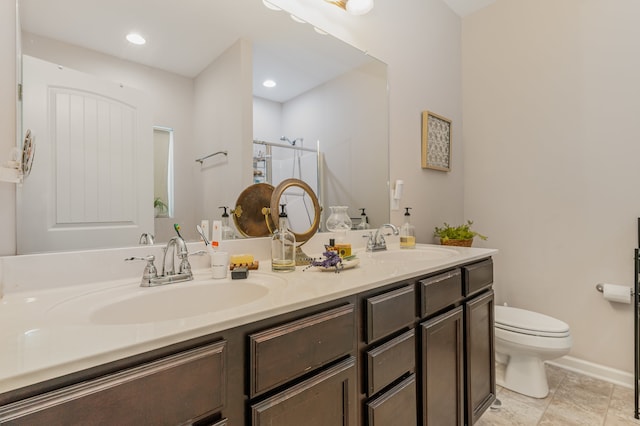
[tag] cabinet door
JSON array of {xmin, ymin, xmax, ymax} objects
[
  {"xmin": 251, "ymin": 356, "xmax": 357, "ymax": 426},
  {"xmin": 420, "ymin": 306, "xmax": 464, "ymax": 426},
  {"xmin": 465, "ymin": 290, "xmax": 496, "ymax": 425}
]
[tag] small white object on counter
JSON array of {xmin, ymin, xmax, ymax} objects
[{"xmin": 211, "ymin": 251, "xmax": 229, "ymax": 279}]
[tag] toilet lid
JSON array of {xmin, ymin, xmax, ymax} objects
[{"xmin": 495, "ymin": 305, "xmax": 570, "ymax": 337}]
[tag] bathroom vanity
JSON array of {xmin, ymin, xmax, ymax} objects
[{"xmin": 0, "ymin": 243, "xmax": 496, "ymax": 425}]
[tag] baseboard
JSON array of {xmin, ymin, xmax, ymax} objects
[{"xmin": 546, "ymin": 355, "xmax": 634, "ymax": 389}]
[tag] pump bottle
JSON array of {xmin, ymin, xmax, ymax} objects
[
  {"xmin": 219, "ymin": 206, "xmax": 236, "ymax": 240},
  {"xmin": 400, "ymin": 207, "xmax": 416, "ymax": 249},
  {"xmin": 356, "ymin": 208, "xmax": 370, "ymax": 230},
  {"xmin": 271, "ymin": 204, "xmax": 296, "ymax": 271}
]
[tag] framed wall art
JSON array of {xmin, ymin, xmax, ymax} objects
[{"xmin": 421, "ymin": 111, "xmax": 452, "ymax": 171}]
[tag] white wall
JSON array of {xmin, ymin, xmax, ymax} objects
[
  {"xmin": 253, "ymin": 97, "xmax": 283, "ymax": 144},
  {"xmin": 193, "ymin": 38, "xmax": 254, "ymax": 234},
  {"xmin": 282, "ymin": 61, "xmax": 388, "ymax": 228},
  {"xmin": 463, "ymin": 0, "xmax": 640, "ymax": 373}
]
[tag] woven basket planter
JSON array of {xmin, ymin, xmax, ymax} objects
[{"xmin": 440, "ymin": 238, "xmax": 473, "ymax": 247}]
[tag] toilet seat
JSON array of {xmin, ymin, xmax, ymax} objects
[{"xmin": 495, "ymin": 306, "xmax": 570, "ymax": 338}]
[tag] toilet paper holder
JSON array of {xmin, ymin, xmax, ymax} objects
[{"xmin": 595, "ymin": 283, "xmax": 635, "ymax": 296}]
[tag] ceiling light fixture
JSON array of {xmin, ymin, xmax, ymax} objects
[
  {"xmin": 262, "ymin": 0, "xmax": 282, "ymax": 11},
  {"xmin": 263, "ymin": 79, "xmax": 277, "ymax": 88},
  {"xmin": 325, "ymin": 0, "xmax": 374, "ymax": 15},
  {"xmin": 126, "ymin": 33, "xmax": 146, "ymax": 45}
]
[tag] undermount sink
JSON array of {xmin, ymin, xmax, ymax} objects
[
  {"xmin": 368, "ymin": 246, "xmax": 459, "ymax": 263},
  {"xmin": 47, "ymin": 273, "xmax": 287, "ymax": 325}
]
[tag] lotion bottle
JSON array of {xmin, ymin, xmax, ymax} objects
[
  {"xmin": 271, "ymin": 204, "xmax": 296, "ymax": 272},
  {"xmin": 400, "ymin": 207, "xmax": 416, "ymax": 249}
]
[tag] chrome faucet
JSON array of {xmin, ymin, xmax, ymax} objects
[
  {"xmin": 366, "ymin": 223, "xmax": 400, "ymax": 252},
  {"xmin": 162, "ymin": 236, "xmax": 192, "ymax": 278},
  {"xmin": 139, "ymin": 232, "xmax": 155, "ymax": 245},
  {"xmin": 127, "ymin": 236, "xmax": 194, "ymax": 287}
]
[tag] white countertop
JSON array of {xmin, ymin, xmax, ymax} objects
[{"xmin": 0, "ymin": 243, "xmax": 496, "ymax": 396}]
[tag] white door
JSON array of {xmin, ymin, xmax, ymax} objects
[{"xmin": 18, "ymin": 55, "xmax": 154, "ymax": 254}]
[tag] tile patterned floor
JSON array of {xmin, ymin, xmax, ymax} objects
[{"xmin": 476, "ymin": 364, "xmax": 640, "ymax": 426}]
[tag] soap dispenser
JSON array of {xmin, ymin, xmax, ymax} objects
[
  {"xmin": 219, "ymin": 206, "xmax": 236, "ymax": 240},
  {"xmin": 271, "ymin": 204, "xmax": 296, "ymax": 272},
  {"xmin": 400, "ymin": 207, "xmax": 416, "ymax": 249},
  {"xmin": 356, "ymin": 208, "xmax": 370, "ymax": 230}
]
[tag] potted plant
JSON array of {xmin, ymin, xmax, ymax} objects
[
  {"xmin": 434, "ymin": 220, "xmax": 487, "ymax": 247},
  {"xmin": 154, "ymin": 197, "xmax": 168, "ymax": 217}
]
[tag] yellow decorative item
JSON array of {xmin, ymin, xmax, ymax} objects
[
  {"xmin": 230, "ymin": 254, "xmax": 254, "ymax": 265},
  {"xmin": 334, "ymin": 243, "xmax": 352, "ymax": 258},
  {"xmin": 229, "ymin": 254, "xmax": 259, "ymax": 270}
]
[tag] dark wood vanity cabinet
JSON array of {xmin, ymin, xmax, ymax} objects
[
  {"xmin": 0, "ymin": 257, "xmax": 495, "ymax": 426},
  {"xmin": 418, "ymin": 259, "xmax": 496, "ymax": 426}
]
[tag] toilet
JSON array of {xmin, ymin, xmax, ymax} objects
[{"xmin": 494, "ymin": 305, "xmax": 572, "ymax": 398}]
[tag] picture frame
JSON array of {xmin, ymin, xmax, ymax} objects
[{"xmin": 421, "ymin": 110, "xmax": 452, "ymax": 171}]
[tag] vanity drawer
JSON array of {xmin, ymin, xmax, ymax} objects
[
  {"xmin": 366, "ymin": 374, "xmax": 417, "ymax": 426},
  {"xmin": 365, "ymin": 284, "xmax": 415, "ymax": 343},
  {"xmin": 366, "ymin": 329, "xmax": 415, "ymax": 396},
  {"xmin": 249, "ymin": 304, "xmax": 355, "ymax": 397},
  {"xmin": 0, "ymin": 341, "xmax": 227, "ymax": 425},
  {"xmin": 463, "ymin": 259, "xmax": 493, "ymax": 297},
  {"xmin": 419, "ymin": 269, "xmax": 463, "ymax": 318}
]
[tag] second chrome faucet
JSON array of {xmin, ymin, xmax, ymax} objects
[{"xmin": 365, "ymin": 223, "xmax": 399, "ymax": 252}]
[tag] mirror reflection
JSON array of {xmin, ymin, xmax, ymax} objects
[
  {"xmin": 17, "ymin": 0, "xmax": 389, "ymax": 254},
  {"xmin": 153, "ymin": 126, "xmax": 174, "ymax": 219}
]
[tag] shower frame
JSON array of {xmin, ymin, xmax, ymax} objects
[
  {"xmin": 253, "ymin": 139, "xmax": 323, "ymax": 196},
  {"xmin": 252, "ymin": 139, "xmax": 324, "ymax": 215}
]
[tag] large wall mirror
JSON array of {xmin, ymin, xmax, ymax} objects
[{"xmin": 17, "ymin": 0, "xmax": 389, "ymax": 254}]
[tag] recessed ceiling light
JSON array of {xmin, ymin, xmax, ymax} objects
[
  {"xmin": 314, "ymin": 27, "xmax": 328, "ymax": 35},
  {"xmin": 263, "ymin": 79, "xmax": 277, "ymax": 88},
  {"xmin": 126, "ymin": 33, "xmax": 146, "ymax": 45},
  {"xmin": 290, "ymin": 14, "xmax": 306, "ymax": 23}
]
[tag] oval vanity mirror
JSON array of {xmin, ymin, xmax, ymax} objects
[{"xmin": 270, "ymin": 178, "xmax": 321, "ymax": 245}]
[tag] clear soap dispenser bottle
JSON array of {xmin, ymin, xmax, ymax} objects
[
  {"xmin": 400, "ymin": 207, "xmax": 416, "ymax": 249},
  {"xmin": 219, "ymin": 206, "xmax": 236, "ymax": 240},
  {"xmin": 271, "ymin": 204, "xmax": 296, "ymax": 272},
  {"xmin": 356, "ymin": 208, "xmax": 370, "ymax": 230}
]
